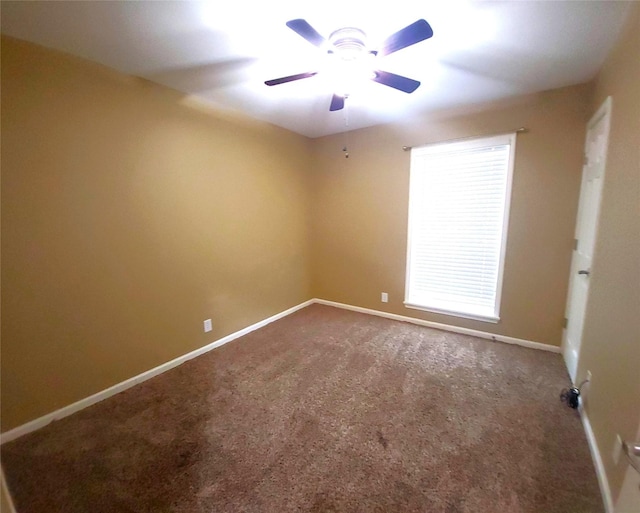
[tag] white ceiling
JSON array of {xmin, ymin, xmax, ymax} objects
[{"xmin": 0, "ymin": 1, "xmax": 633, "ymax": 138}]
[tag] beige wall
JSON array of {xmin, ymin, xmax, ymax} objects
[
  {"xmin": 310, "ymin": 84, "xmax": 591, "ymax": 346},
  {"xmin": 1, "ymin": 37, "xmax": 312, "ymax": 431},
  {"xmin": 577, "ymin": 5, "xmax": 640, "ymax": 503}
]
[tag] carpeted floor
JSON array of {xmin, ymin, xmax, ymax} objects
[{"xmin": 2, "ymin": 304, "xmax": 603, "ymax": 512}]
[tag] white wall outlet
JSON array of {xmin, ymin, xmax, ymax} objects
[
  {"xmin": 381, "ymin": 292, "xmax": 389, "ymax": 303},
  {"xmin": 203, "ymin": 319, "xmax": 212, "ymax": 333},
  {"xmin": 612, "ymin": 434, "xmax": 623, "ymax": 465}
]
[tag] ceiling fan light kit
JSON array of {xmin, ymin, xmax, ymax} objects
[
  {"xmin": 265, "ymin": 18, "xmax": 434, "ymax": 111},
  {"xmin": 328, "ymin": 27, "xmax": 368, "ymax": 59}
]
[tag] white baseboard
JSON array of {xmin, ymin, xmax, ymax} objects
[
  {"xmin": 579, "ymin": 405, "xmax": 613, "ymax": 513},
  {"xmin": 314, "ymin": 298, "xmax": 561, "ymax": 353},
  {"xmin": 1, "ymin": 466, "xmax": 17, "ymax": 513},
  {"xmin": 0, "ymin": 299, "xmax": 314, "ymax": 445}
]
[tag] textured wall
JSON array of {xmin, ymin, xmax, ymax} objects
[
  {"xmin": 310, "ymin": 84, "xmax": 591, "ymax": 346},
  {"xmin": 1, "ymin": 37, "xmax": 312, "ymax": 431},
  {"xmin": 578, "ymin": 4, "xmax": 640, "ymax": 503}
]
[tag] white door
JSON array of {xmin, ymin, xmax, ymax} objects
[
  {"xmin": 562, "ymin": 97, "xmax": 612, "ymax": 382},
  {"xmin": 615, "ymin": 421, "xmax": 640, "ymax": 513}
]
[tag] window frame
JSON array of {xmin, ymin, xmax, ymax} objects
[{"xmin": 404, "ymin": 133, "xmax": 517, "ymax": 323}]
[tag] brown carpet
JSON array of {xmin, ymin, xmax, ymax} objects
[{"xmin": 2, "ymin": 304, "xmax": 602, "ymax": 513}]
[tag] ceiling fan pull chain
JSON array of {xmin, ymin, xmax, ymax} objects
[
  {"xmin": 344, "ymin": 95, "xmax": 349, "ymax": 128},
  {"xmin": 343, "ymin": 96, "xmax": 350, "ymax": 158}
]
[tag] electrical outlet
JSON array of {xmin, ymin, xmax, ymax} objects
[
  {"xmin": 381, "ymin": 292, "xmax": 389, "ymax": 303},
  {"xmin": 203, "ymin": 319, "xmax": 212, "ymax": 333},
  {"xmin": 612, "ymin": 434, "xmax": 623, "ymax": 465}
]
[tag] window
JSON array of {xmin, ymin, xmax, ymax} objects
[{"xmin": 405, "ymin": 133, "xmax": 516, "ymax": 322}]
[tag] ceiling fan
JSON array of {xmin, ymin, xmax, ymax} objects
[{"xmin": 265, "ymin": 18, "xmax": 434, "ymax": 111}]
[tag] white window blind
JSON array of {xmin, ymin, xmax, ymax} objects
[{"xmin": 405, "ymin": 133, "xmax": 516, "ymax": 322}]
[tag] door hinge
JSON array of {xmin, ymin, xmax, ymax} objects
[
  {"xmin": 574, "ymin": 238, "xmax": 579, "ymax": 251},
  {"xmin": 584, "ymin": 154, "xmax": 589, "ymax": 166},
  {"xmin": 563, "ymin": 317, "xmax": 568, "ymax": 329}
]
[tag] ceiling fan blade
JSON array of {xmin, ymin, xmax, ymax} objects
[
  {"xmin": 372, "ymin": 70, "xmax": 421, "ymax": 93},
  {"xmin": 329, "ymin": 94, "xmax": 345, "ymax": 111},
  {"xmin": 379, "ymin": 19, "xmax": 433, "ymax": 56},
  {"xmin": 265, "ymin": 72, "xmax": 318, "ymax": 86},
  {"xmin": 286, "ymin": 19, "xmax": 327, "ymax": 47}
]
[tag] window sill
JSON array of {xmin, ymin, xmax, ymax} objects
[{"xmin": 404, "ymin": 302, "xmax": 500, "ymax": 324}]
